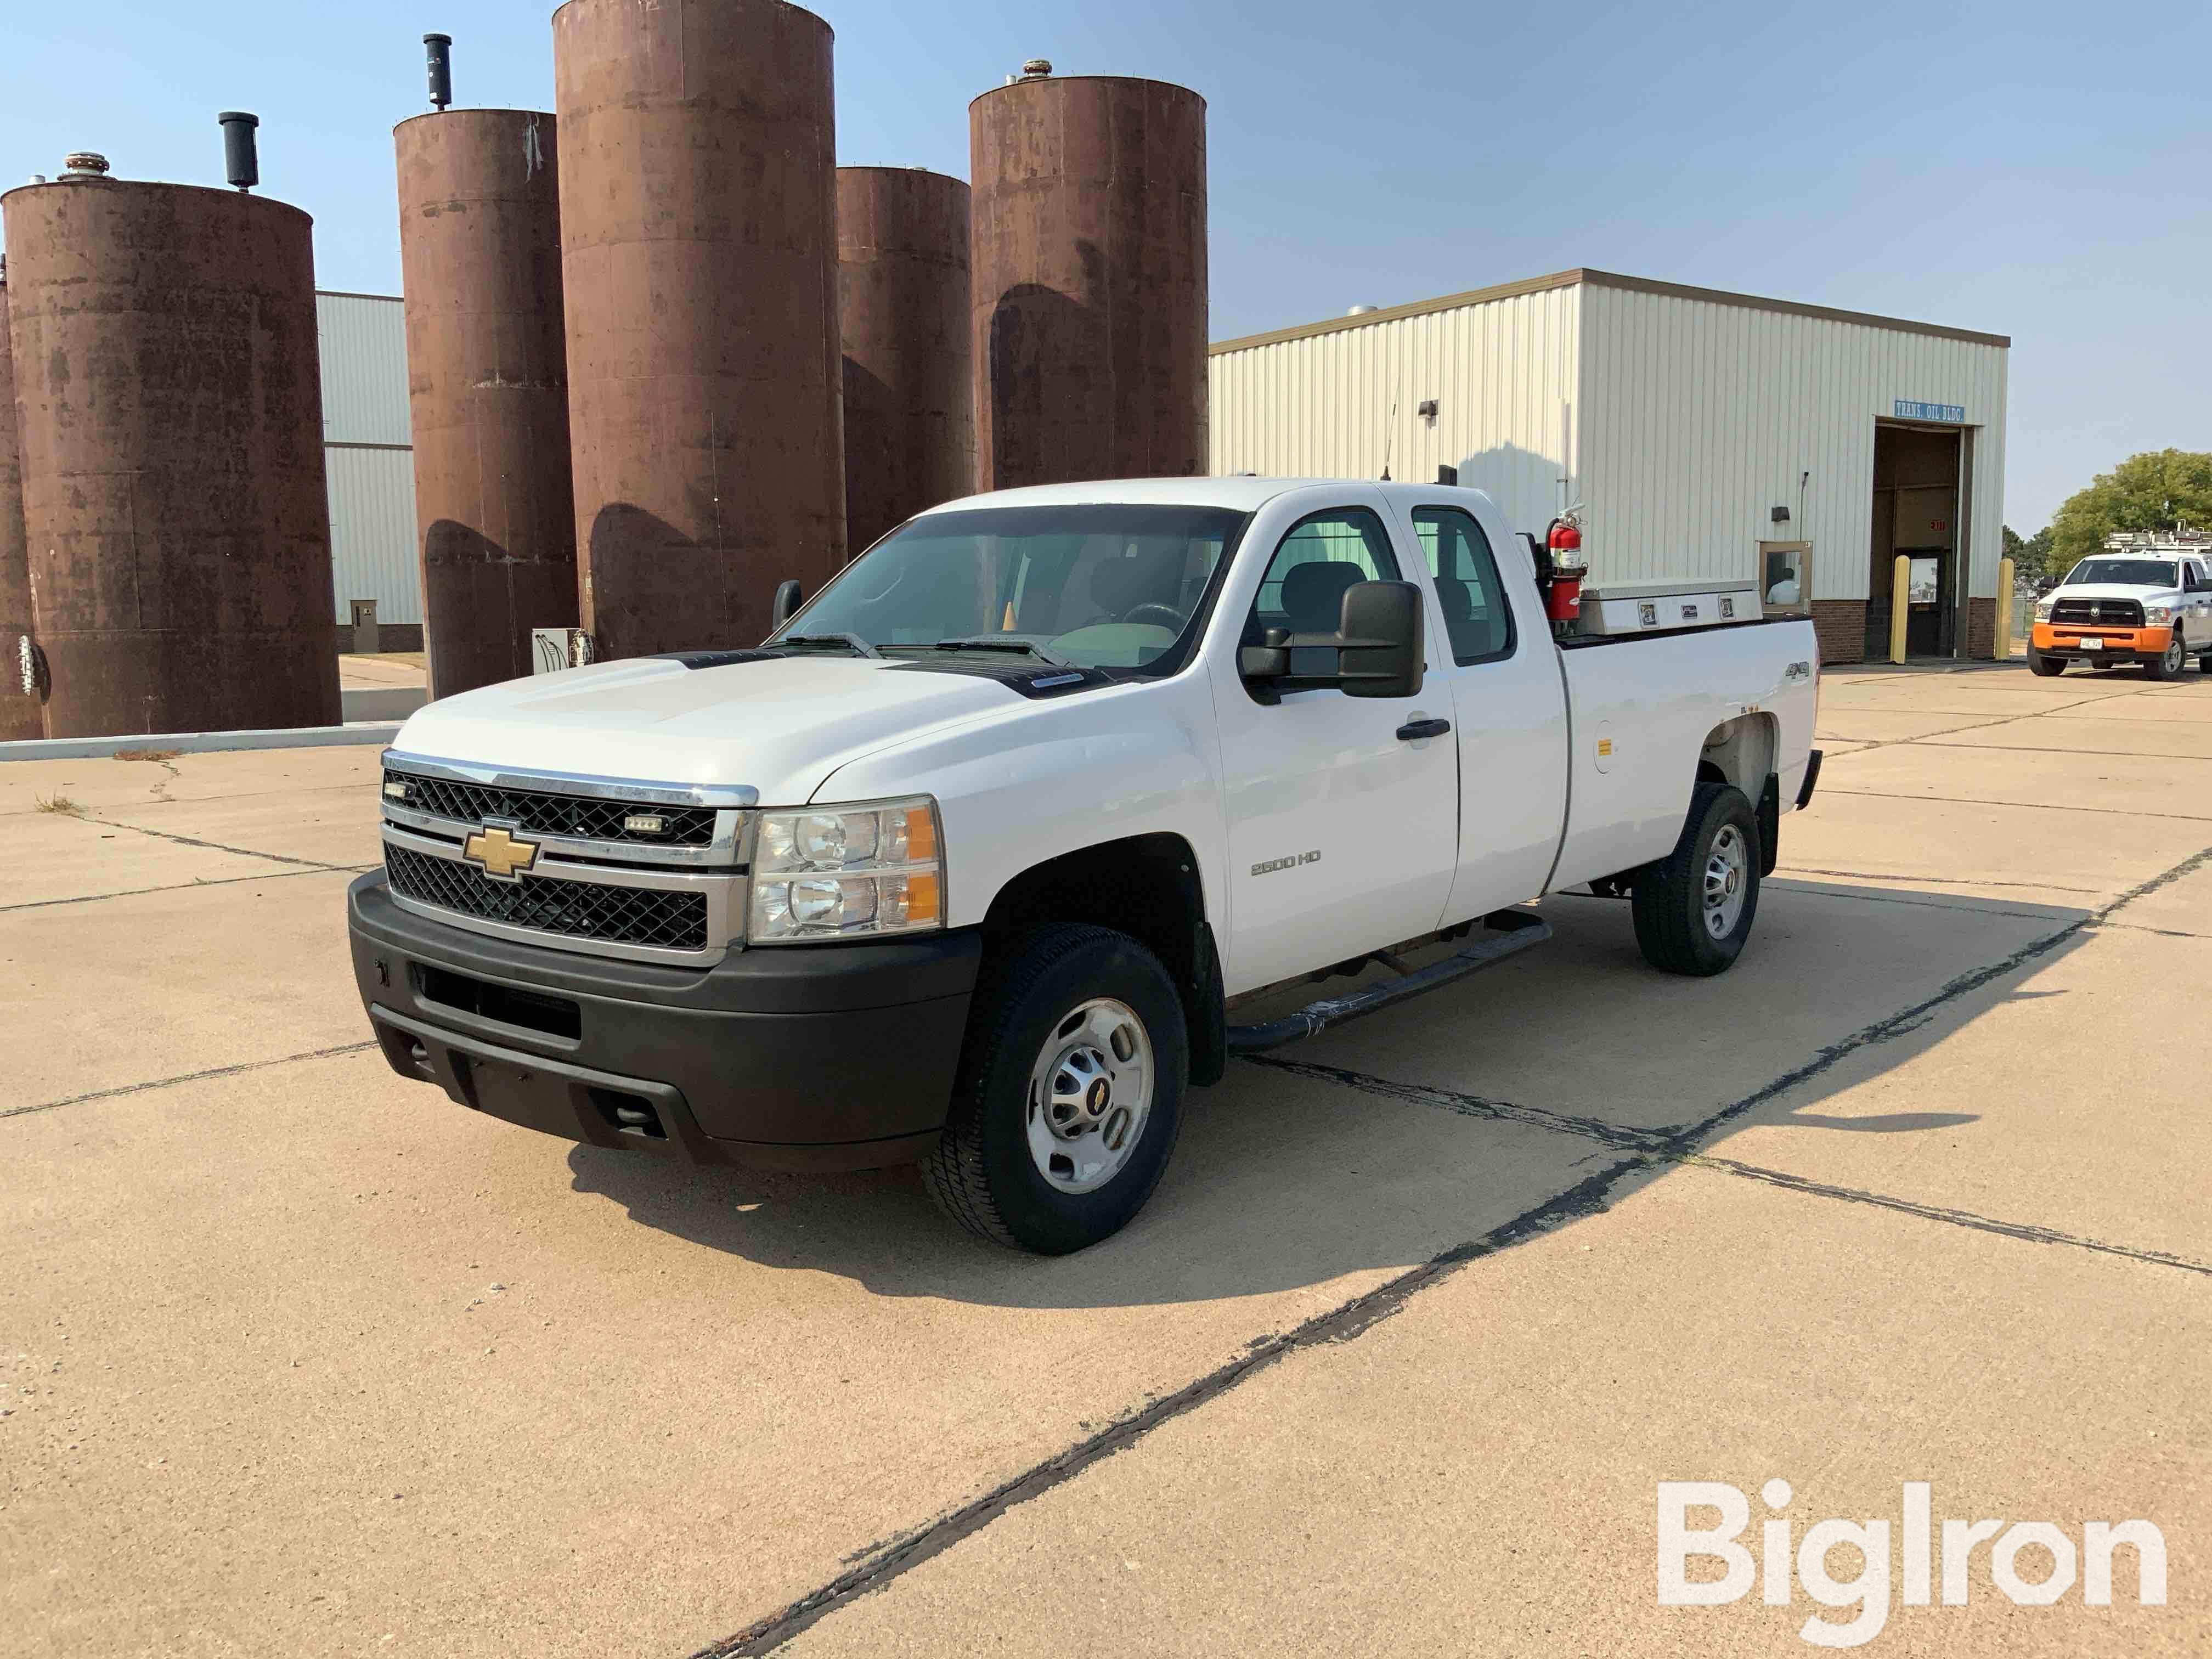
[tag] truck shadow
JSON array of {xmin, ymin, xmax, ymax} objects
[{"xmin": 562, "ymin": 875, "xmax": 2094, "ymax": 1310}]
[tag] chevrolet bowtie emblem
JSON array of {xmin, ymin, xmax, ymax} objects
[{"xmin": 462, "ymin": 825, "xmax": 539, "ymax": 881}]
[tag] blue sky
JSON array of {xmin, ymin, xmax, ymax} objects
[{"xmin": 2, "ymin": 0, "xmax": 2205, "ymax": 531}]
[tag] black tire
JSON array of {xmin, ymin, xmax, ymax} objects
[
  {"xmin": 2028, "ymin": 649, "xmax": 2066, "ymax": 678},
  {"xmin": 1632, "ymin": 782, "xmax": 1762, "ymax": 977},
  {"xmin": 922, "ymin": 924, "xmax": 1187, "ymax": 1254},
  {"xmin": 2145, "ymin": 631, "xmax": 2188, "ymax": 681}
]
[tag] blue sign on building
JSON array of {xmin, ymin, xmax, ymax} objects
[{"xmin": 1894, "ymin": 399, "xmax": 1966, "ymax": 423}]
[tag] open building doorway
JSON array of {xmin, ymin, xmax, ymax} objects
[{"xmin": 1866, "ymin": 423, "xmax": 1965, "ymax": 659}]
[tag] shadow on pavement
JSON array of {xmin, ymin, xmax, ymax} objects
[{"xmin": 559, "ymin": 874, "xmax": 2094, "ymax": 1311}]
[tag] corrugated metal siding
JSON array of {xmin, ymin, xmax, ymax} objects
[
  {"xmin": 1210, "ymin": 285, "xmax": 1581, "ymax": 541},
  {"xmin": 316, "ymin": 292, "xmax": 419, "ymax": 625},
  {"xmin": 1578, "ymin": 283, "xmax": 2008, "ymax": 599},
  {"xmin": 324, "ymin": 445, "xmax": 422, "ymax": 625},
  {"xmin": 317, "ymin": 292, "xmax": 411, "ymax": 445}
]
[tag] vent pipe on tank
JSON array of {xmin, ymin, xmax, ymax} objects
[
  {"xmin": 60, "ymin": 152, "xmax": 110, "ymax": 180},
  {"xmin": 425, "ymin": 33, "xmax": 454, "ymax": 111},
  {"xmin": 218, "ymin": 112, "xmax": 259, "ymax": 192},
  {"xmin": 1020, "ymin": 58, "xmax": 1053, "ymax": 78}
]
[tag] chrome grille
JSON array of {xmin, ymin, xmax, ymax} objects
[
  {"xmin": 2051, "ymin": 599, "xmax": 2143, "ymax": 627},
  {"xmin": 384, "ymin": 843, "xmax": 709, "ymax": 952},
  {"xmin": 383, "ymin": 768, "xmax": 718, "ymax": 847}
]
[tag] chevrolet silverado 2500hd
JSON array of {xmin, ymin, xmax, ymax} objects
[{"xmin": 349, "ymin": 479, "xmax": 1821, "ymax": 1252}]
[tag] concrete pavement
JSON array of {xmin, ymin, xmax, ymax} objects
[{"xmin": 2, "ymin": 661, "xmax": 2206, "ymax": 1657}]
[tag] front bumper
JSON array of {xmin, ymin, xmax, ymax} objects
[
  {"xmin": 348, "ymin": 873, "xmax": 980, "ymax": 1170},
  {"xmin": 2030, "ymin": 622, "xmax": 2173, "ymax": 662}
]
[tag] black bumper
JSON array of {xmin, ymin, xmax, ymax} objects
[{"xmin": 347, "ymin": 873, "xmax": 980, "ymax": 1170}]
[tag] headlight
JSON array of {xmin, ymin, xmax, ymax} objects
[
  {"xmin": 2145, "ymin": 604, "xmax": 2173, "ymax": 625},
  {"xmin": 2033, "ymin": 599, "xmax": 2056, "ymax": 621},
  {"xmin": 748, "ymin": 796, "xmax": 943, "ymax": 944}
]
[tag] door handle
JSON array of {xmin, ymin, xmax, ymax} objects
[{"xmin": 1396, "ymin": 717, "xmax": 1452, "ymax": 742}]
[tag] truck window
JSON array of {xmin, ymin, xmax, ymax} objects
[
  {"xmin": 776, "ymin": 504, "xmax": 1250, "ymax": 676},
  {"xmin": 1410, "ymin": 506, "xmax": 1516, "ymax": 665},
  {"xmin": 1247, "ymin": 509, "xmax": 1402, "ymax": 647}
]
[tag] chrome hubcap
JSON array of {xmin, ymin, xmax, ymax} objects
[
  {"xmin": 2167, "ymin": 638, "xmax": 2185, "ymax": 673},
  {"xmin": 1025, "ymin": 998, "xmax": 1153, "ymax": 1193},
  {"xmin": 1703, "ymin": 823, "xmax": 1748, "ymax": 939}
]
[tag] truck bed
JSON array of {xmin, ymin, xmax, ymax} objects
[{"xmin": 1551, "ymin": 615, "xmax": 1819, "ymax": 890}]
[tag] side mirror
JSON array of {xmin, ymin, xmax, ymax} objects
[
  {"xmin": 770, "ymin": 579, "xmax": 803, "ymax": 629},
  {"xmin": 1238, "ymin": 579, "xmax": 1424, "ymax": 700},
  {"xmin": 1336, "ymin": 580, "xmax": 1424, "ymax": 697}
]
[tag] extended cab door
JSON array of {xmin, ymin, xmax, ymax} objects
[
  {"xmin": 1397, "ymin": 498, "xmax": 1570, "ymax": 921},
  {"xmin": 1208, "ymin": 500, "xmax": 1459, "ymax": 996},
  {"xmin": 2186, "ymin": 561, "xmax": 2212, "ymax": 650}
]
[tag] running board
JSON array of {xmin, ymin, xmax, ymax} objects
[{"xmin": 1224, "ymin": 909, "xmax": 1551, "ymax": 1054}]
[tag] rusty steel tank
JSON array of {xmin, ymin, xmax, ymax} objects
[
  {"xmin": 396, "ymin": 108, "xmax": 577, "ymax": 698},
  {"xmin": 2, "ymin": 169, "xmax": 340, "ymax": 738},
  {"xmin": 837, "ymin": 167, "xmax": 973, "ymax": 552},
  {"xmin": 969, "ymin": 67, "xmax": 1208, "ymax": 492},
  {"xmin": 0, "ymin": 278, "xmax": 42, "ymax": 740},
  {"xmin": 553, "ymin": 0, "xmax": 845, "ymax": 658}
]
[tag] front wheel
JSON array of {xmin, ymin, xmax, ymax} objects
[
  {"xmin": 2146, "ymin": 632, "xmax": 2188, "ymax": 681},
  {"xmin": 2028, "ymin": 649, "xmax": 2066, "ymax": 678},
  {"xmin": 1632, "ymin": 782, "xmax": 1762, "ymax": 977},
  {"xmin": 923, "ymin": 924, "xmax": 1187, "ymax": 1254}
]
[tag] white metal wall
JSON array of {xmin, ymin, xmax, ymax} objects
[
  {"xmin": 1577, "ymin": 282, "xmax": 2008, "ymax": 601},
  {"xmin": 315, "ymin": 292, "xmax": 421, "ymax": 625},
  {"xmin": 324, "ymin": 448, "xmax": 420, "ymax": 625},
  {"xmin": 1210, "ymin": 283, "xmax": 1581, "ymax": 543}
]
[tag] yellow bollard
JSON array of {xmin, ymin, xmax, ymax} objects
[
  {"xmin": 1995, "ymin": 556, "xmax": 2016, "ymax": 659},
  {"xmin": 1890, "ymin": 554, "xmax": 1910, "ymax": 664}
]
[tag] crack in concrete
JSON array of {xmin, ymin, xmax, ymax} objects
[
  {"xmin": 696, "ymin": 835, "xmax": 2212, "ymax": 1656},
  {"xmin": 83, "ymin": 814, "xmax": 357, "ymax": 870},
  {"xmin": 4, "ymin": 1042, "xmax": 379, "ymax": 1122},
  {"xmin": 691, "ymin": 1155, "xmax": 1650, "ymax": 1658},
  {"xmin": 1684, "ymin": 1157, "xmax": 2212, "ymax": 1277},
  {"xmin": 1822, "ymin": 788, "xmax": 2212, "ymax": 823},
  {"xmin": 0, "ymin": 864, "xmax": 370, "ymax": 914}
]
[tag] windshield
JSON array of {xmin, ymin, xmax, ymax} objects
[
  {"xmin": 775, "ymin": 504, "xmax": 1251, "ymax": 675},
  {"xmin": 2064, "ymin": 558, "xmax": 2179, "ymax": 588}
]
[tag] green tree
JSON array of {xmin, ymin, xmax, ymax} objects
[
  {"xmin": 2002, "ymin": 523, "xmax": 2058, "ymax": 583},
  {"xmin": 2046, "ymin": 449, "xmax": 2212, "ymax": 567}
]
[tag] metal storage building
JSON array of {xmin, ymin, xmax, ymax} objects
[
  {"xmin": 1210, "ymin": 269, "xmax": 2010, "ymax": 663},
  {"xmin": 317, "ymin": 290, "xmax": 422, "ymax": 648}
]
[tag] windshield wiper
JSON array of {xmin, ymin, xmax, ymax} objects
[
  {"xmin": 931, "ymin": 637, "xmax": 1071, "ymax": 666},
  {"xmin": 774, "ymin": 632, "xmax": 883, "ymax": 659}
]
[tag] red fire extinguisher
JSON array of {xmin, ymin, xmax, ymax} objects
[{"xmin": 1544, "ymin": 516, "xmax": 1587, "ymax": 634}]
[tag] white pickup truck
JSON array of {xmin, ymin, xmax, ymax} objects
[{"xmin": 349, "ymin": 479, "xmax": 1821, "ymax": 1252}]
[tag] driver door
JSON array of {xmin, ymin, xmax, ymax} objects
[{"xmin": 1208, "ymin": 502, "xmax": 1459, "ymax": 996}]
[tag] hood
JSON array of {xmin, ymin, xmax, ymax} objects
[
  {"xmin": 390, "ymin": 654, "xmax": 1024, "ymax": 805},
  {"xmin": 2052, "ymin": 580, "xmax": 2182, "ymax": 603}
]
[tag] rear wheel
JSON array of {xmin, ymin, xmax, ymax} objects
[
  {"xmin": 2146, "ymin": 632, "xmax": 2188, "ymax": 681},
  {"xmin": 2028, "ymin": 649, "xmax": 2066, "ymax": 677},
  {"xmin": 923, "ymin": 924, "xmax": 1186, "ymax": 1254},
  {"xmin": 1632, "ymin": 782, "xmax": 1762, "ymax": 977}
]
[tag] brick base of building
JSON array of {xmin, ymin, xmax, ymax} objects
[
  {"xmin": 1965, "ymin": 596, "xmax": 1997, "ymax": 660},
  {"xmin": 1809, "ymin": 600, "xmax": 1867, "ymax": 665}
]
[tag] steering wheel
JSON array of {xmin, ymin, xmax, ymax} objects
[{"xmin": 1120, "ymin": 602, "xmax": 1185, "ymax": 630}]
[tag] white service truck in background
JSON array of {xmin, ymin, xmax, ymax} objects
[{"xmin": 349, "ymin": 479, "xmax": 1822, "ymax": 1252}]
